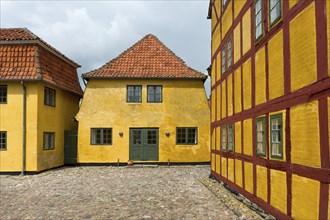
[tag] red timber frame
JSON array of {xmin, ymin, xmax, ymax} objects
[{"xmin": 209, "ymin": 0, "xmax": 329, "ymax": 219}]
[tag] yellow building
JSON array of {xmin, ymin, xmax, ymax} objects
[
  {"xmin": 76, "ymin": 34, "xmax": 210, "ymax": 164},
  {"xmin": 208, "ymin": 0, "xmax": 329, "ymax": 219},
  {"xmin": 0, "ymin": 28, "xmax": 83, "ymax": 173}
]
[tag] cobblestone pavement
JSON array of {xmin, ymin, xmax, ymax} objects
[{"xmin": 0, "ymin": 166, "xmax": 263, "ymax": 220}]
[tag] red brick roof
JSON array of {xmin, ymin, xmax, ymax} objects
[
  {"xmin": 83, "ymin": 34, "xmax": 207, "ymax": 81},
  {"xmin": 0, "ymin": 28, "xmax": 83, "ymax": 96}
]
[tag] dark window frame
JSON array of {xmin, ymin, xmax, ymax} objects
[
  {"xmin": 270, "ymin": 113, "xmax": 283, "ymax": 159},
  {"xmin": 256, "ymin": 117, "xmax": 267, "ymax": 157},
  {"xmin": 176, "ymin": 127, "xmax": 198, "ymax": 145},
  {"xmin": 44, "ymin": 87, "xmax": 56, "ymax": 107},
  {"xmin": 91, "ymin": 128, "xmax": 113, "ymax": 145},
  {"xmin": 0, "ymin": 131, "xmax": 7, "ymax": 151},
  {"xmin": 221, "ymin": 45, "xmax": 227, "ymax": 75},
  {"xmin": 269, "ymin": 0, "xmax": 282, "ymax": 28},
  {"xmin": 147, "ymin": 85, "xmax": 162, "ymax": 103},
  {"xmin": 43, "ymin": 132, "xmax": 55, "ymax": 150},
  {"xmin": 0, "ymin": 85, "xmax": 7, "ymax": 104},
  {"xmin": 221, "ymin": 126, "xmax": 227, "ymax": 151},
  {"xmin": 127, "ymin": 85, "xmax": 142, "ymax": 103},
  {"xmin": 228, "ymin": 124, "xmax": 234, "ymax": 152},
  {"xmin": 255, "ymin": 0, "xmax": 264, "ymax": 42}
]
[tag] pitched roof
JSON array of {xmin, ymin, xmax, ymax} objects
[
  {"xmin": 83, "ymin": 34, "xmax": 207, "ymax": 81},
  {"xmin": 0, "ymin": 28, "xmax": 83, "ymax": 96}
]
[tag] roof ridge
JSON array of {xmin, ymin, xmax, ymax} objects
[
  {"xmin": 83, "ymin": 34, "xmax": 153, "ymax": 77},
  {"xmin": 82, "ymin": 34, "xmax": 207, "ymax": 81}
]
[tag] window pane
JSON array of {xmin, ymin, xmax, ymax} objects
[
  {"xmin": 148, "ymin": 130, "xmax": 157, "ymax": 144},
  {"xmin": 221, "ymin": 47, "xmax": 226, "ymax": 74},
  {"xmin": 133, "ymin": 130, "xmax": 142, "ymax": 145}
]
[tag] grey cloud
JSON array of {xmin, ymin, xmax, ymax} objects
[{"xmin": 1, "ymin": 0, "xmax": 211, "ymax": 97}]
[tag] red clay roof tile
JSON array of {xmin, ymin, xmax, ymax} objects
[
  {"xmin": 0, "ymin": 28, "xmax": 83, "ymax": 96},
  {"xmin": 83, "ymin": 34, "xmax": 207, "ymax": 81}
]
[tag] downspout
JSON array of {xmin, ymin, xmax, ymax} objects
[{"xmin": 20, "ymin": 81, "xmax": 26, "ymax": 175}]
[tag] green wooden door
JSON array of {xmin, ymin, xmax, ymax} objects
[
  {"xmin": 129, "ymin": 128, "xmax": 159, "ymax": 161},
  {"xmin": 64, "ymin": 130, "xmax": 78, "ymax": 164}
]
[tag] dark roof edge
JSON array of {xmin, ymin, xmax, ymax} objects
[
  {"xmin": 0, "ymin": 40, "xmax": 81, "ymax": 68},
  {"xmin": 0, "ymin": 78, "xmax": 83, "ymax": 97}
]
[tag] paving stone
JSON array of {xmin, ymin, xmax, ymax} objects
[{"xmin": 0, "ymin": 166, "xmax": 263, "ymax": 219}]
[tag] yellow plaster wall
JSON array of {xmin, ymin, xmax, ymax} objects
[
  {"xmin": 221, "ymin": 81, "xmax": 227, "ymax": 118},
  {"xmin": 242, "ymin": 9, "xmax": 251, "ymax": 56},
  {"xmin": 228, "ymin": 158, "xmax": 234, "ymax": 182},
  {"xmin": 243, "ymin": 119, "xmax": 252, "ymax": 156},
  {"xmin": 243, "ymin": 58, "xmax": 251, "ymax": 110},
  {"xmin": 227, "ymin": 74, "xmax": 233, "ymax": 116},
  {"xmin": 216, "ymin": 126, "xmax": 220, "ymax": 150},
  {"xmin": 212, "ymin": 89, "xmax": 216, "ymax": 122},
  {"xmin": 211, "ymin": 153, "xmax": 216, "ymax": 171},
  {"xmin": 270, "ymin": 169, "xmax": 287, "ymax": 214},
  {"xmin": 0, "ymin": 82, "xmax": 38, "ymax": 172},
  {"xmin": 256, "ymin": 165, "xmax": 267, "ymax": 202},
  {"xmin": 234, "ymin": 0, "xmax": 246, "ymax": 19},
  {"xmin": 211, "ymin": 60, "xmax": 216, "ymax": 87},
  {"xmin": 291, "ymin": 101, "xmax": 320, "ymax": 168},
  {"xmin": 292, "ymin": 174, "xmax": 320, "ymax": 219},
  {"xmin": 222, "ymin": 3, "xmax": 232, "ymax": 39},
  {"xmin": 37, "ymin": 82, "xmax": 80, "ymax": 171},
  {"xmin": 221, "ymin": 157, "xmax": 227, "ymax": 178},
  {"xmin": 289, "ymin": 0, "xmax": 299, "ymax": 10},
  {"xmin": 255, "ymin": 47, "xmax": 266, "ymax": 106},
  {"xmin": 215, "ymin": 0, "xmax": 221, "ymax": 19},
  {"xmin": 290, "ymin": 3, "xmax": 317, "ymax": 92},
  {"xmin": 216, "ymin": 154, "xmax": 220, "ymax": 174},
  {"xmin": 235, "ymin": 159, "xmax": 242, "ymax": 187},
  {"xmin": 211, "ymin": 6, "xmax": 218, "ymax": 32},
  {"xmin": 244, "ymin": 161, "xmax": 253, "ymax": 194},
  {"xmin": 234, "ymin": 24, "xmax": 241, "ymax": 64},
  {"xmin": 212, "ymin": 24, "xmax": 221, "ymax": 56},
  {"xmin": 235, "ymin": 121, "xmax": 241, "ymax": 153},
  {"xmin": 268, "ymin": 30, "xmax": 284, "ymax": 100},
  {"xmin": 211, "ymin": 129, "xmax": 215, "ymax": 150},
  {"xmin": 234, "ymin": 67, "xmax": 242, "ymax": 114},
  {"xmin": 76, "ymin": 79, "xmax": 210, "ymax": 163},
  {"xmin": 217, "ymin": 85, "xmax": 221, "ymax": 121},
  {"xmin": 216, "ymin": 53, "xmax": 221, "ymax": 81}
]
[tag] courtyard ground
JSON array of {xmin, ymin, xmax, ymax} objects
[{"xmin": 0, "ymin": 166, "xmax": 264, "ymax": 219}]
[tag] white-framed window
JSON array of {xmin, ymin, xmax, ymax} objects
[
  {"xmin": 256, "ymin": 117, "xmax": 266, "ymax": 156},
  {"xmin": 269, "ymin": 0, "xmax": 281, "ymax": 27},
  {"xmin": 255, "ymin": 0, "xmax": 263, "ymax": 41},
  {"xmin": 270, "ymin": 114, "xmax": 283, "ymax": 159}
]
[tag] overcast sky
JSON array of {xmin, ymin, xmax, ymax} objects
[{"xmin": 1, "ymin": 0, "xmax": 211, "ymax": 97}]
